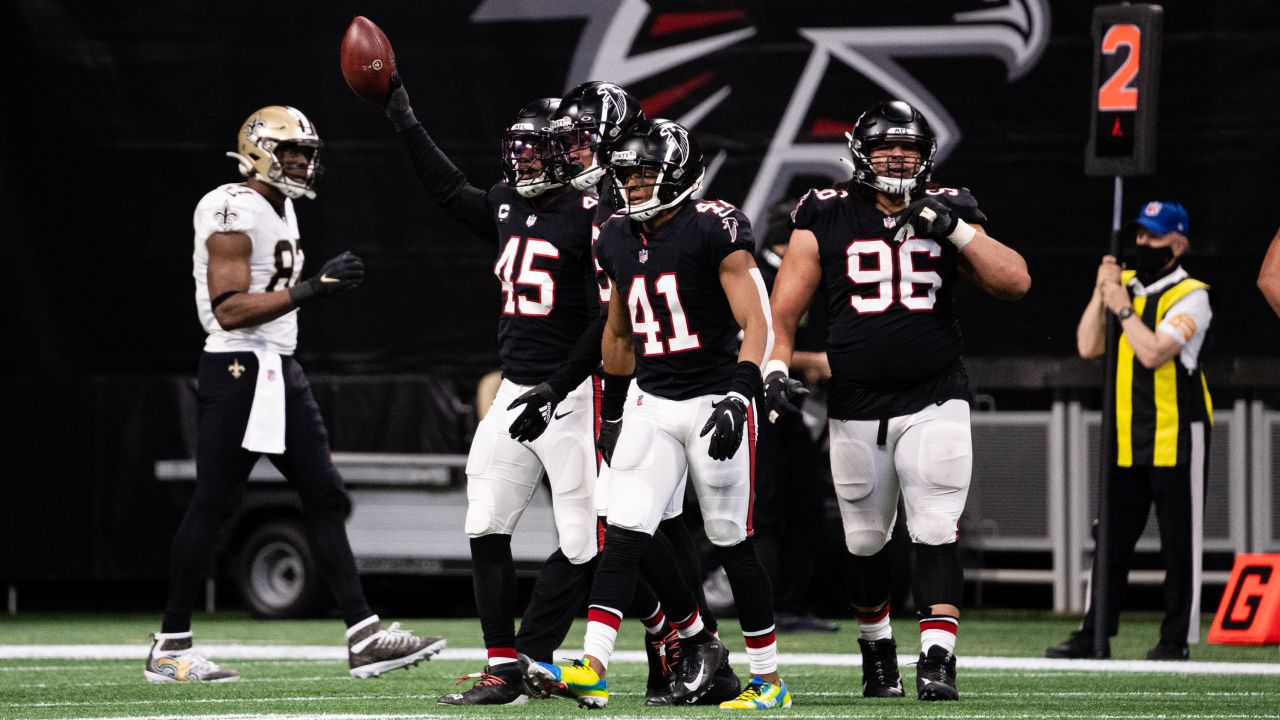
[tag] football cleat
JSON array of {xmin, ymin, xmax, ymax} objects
[
  {"xmin": 644, "ymin": 629, "xmax": 682, "ymax": 704},
  {"xmin": 437, "ymin": 663, "xmax": 529, "ymax": 705},
  {"xmin": 858, "ymin": 637, "xmax": 905, "ymax": 698},
  {"xmin": 144, "ymin": 632, "xmax": 239, "ymax": 683},
  {"xmin": 520, "ymin": 654, "xmax": 608, "ymax": 708},
  {"xmin": 695, "ymin": 655, "xmax": 743, "ymax": 705},
  {"xmin": 915, "ymin": 646, "xmax": 959, "ymax": 701},
  {"xmin": 665, "ymin": 635, "xmax": 727, "ymax": 705},
  {"xmin": 347, "ymin": 617, "xmax": 446, "ymax": 678},
  {"xmin": 719, "ymin": 676, "xmax": 792, "ymax": 709}
]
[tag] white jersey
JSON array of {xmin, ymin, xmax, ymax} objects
[{"xmin": 193, "ymin": 183, "xmax": 305, "ymax": 354}]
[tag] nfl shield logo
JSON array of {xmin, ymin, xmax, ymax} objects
[
  {"xmin": 267, "ymin": 369, "xmax": 277, "ymax": 382},
  {"xmin": 883, "ymin": 216, "xmax": 896, "ymax": 229},
  {"xmin": 526, "ymin": 214, "xmax": 537, "ymax": 227},
  {"xmin": 638, "ymin": 248, "xmax": 648, "ymax": 263}
]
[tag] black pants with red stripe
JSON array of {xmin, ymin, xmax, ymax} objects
[
  {"xmin": 162, "ymin": 352, "xmax": 371, "ymax": 632},
  {"xmin": 1081, "ymin": 443, "xmax": 1209, "ymax": 647}
]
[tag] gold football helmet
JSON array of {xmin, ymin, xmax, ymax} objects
[{"xmin": 227, "ymin": 105, "xmax": 323, "ymax": 200}]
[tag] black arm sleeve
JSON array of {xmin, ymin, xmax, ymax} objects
[
  {"xmin": 543, "ymin": 312, "xmax": 606, "ymax": 399},
  {"xmin": 396, "ymin": 122, "xmax": 496, "ymax": 239}
]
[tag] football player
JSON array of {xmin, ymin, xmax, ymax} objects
[
  {"xmin": 534, "ymin": 81, "xmax": 740, "ymax": 704},
  {"xmin": 146, "ymin": 105, "xmax": 445, "ymax": 684},
  {"xmin": 381, "ymin": 77, "xmax": 722, "ymax": 706},
  {"xmin": 764, "ymin": 100, "xmax": 1030, "ymax": 701},
  {"xmin": 523, "ymin": 119, "xmax": 792, "ymax": 710}
]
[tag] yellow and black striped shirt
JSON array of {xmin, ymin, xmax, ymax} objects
[{"xmin": 1113, "ymin": 270, "xmax": 1213, "ymax": 468}]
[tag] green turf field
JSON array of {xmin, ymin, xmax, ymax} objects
[{"xmin": 1, "ymin": 612, "xmax": 1277, "ymax": 719}]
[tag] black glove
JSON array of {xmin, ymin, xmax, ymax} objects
[
  {"xmin": 894, "ymin": 197, "xmax": 958, "ymax": 241},
  {"xmin": 384, "ymin": 72, "xmax": 418, "ymax": 131},
  {"xmin": 288, "ymin": 251, "xmax": 364, "ymax": 306},
  {"xmin": 597, "ymin": 418, "xmax": 622, "ymax": 466},
  {"xmin": 699, "ymin": 394, "xmax": 749, "ymax": 461},
  {"xmin": 764, "ymin": 370, "xmax": 809, "ymax": 421},
  {"xmin": 506, "ymin": 382, "xmax": 561, "ymax": 443}
]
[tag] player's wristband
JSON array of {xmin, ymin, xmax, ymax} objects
[
  {"xmin": 287, "ymin": 280, "xmax": 319, "ymax": 307},
  {"xmin": 763, "ymin": 358, "xmax": 789, "ymax": 379},
  {"xmin": 947, "ymin": 219, "xmax": 977, "ymax": 251},
  {"xmin": 600, "ymin": 372, "xmax": 632, "ymax": 421},
  {"xmin": 728, "ymin": 360, "xmax": 764, "ymax": 403}
]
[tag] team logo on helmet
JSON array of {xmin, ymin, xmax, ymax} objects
[
  {"xmin": 659, "ymin": 123, "xmax": 690, "ymax": 173},
  {"xmin": 597, "ymin": 84, "xmax": 629, "ymax": 138}
]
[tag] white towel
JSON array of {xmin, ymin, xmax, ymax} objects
[{"xmin": 241, "ymin": 350, "xmax": 286, "ymax": 454}]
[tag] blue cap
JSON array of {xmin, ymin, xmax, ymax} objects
[{"xmin": 1129, "ymin": 201, "xmax": 1189, "ymax": 236}]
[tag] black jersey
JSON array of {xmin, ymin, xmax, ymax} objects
[
  {"xmin": 596, "ymin": 199, "xmax": 755, "ymax": 400},
  {"xmin": 487, "ymin": 183, "xmax": 602, "ymax": 384},
  {"xmin": 792, "ymin": 186, "xmax": 987, "ymax": 420}
]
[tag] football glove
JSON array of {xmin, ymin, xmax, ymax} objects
[
  {"xmin": 507, "ymin": 382, "xmax": 560, "ymax": 443},
  {"xmin": 597, "ymin": 418, "xmax": 622, "ymax": 466},
  {"xmin": 700, "ymin": 393, "xmax": 749, "ymax": 461},
  {"xmin": 288, "ymin": 251, "xmax": 364, "ymax": 306},
  {"xmin": 384, "ymin": 73, "xmax": 418, "ymax": 131},
  {"xmin": 764, "ymin": 370, "xmax": 809, "ymax": 421},
  {"xmin": 895, "ymin": 198, "xmax": 958, "ymax": 241}
]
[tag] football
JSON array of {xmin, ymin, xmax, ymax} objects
[{"xmin": 340, "ymin": 16, "xmax": 396, "ymax": 105}]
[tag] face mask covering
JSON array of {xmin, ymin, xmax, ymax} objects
[{"xmin": 1132, "ymin": 244, "xmax": 1175, "ymax": 284}]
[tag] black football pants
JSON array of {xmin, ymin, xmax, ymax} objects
[
  {"xmin": 162, "ymin": 352, "xmax": 371, "ymax": 632},
  {"xmin": 1081, "ymin": 445, "xmax": 1209, "ymax": 647}
]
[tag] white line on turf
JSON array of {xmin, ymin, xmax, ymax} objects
[
  {"xmin": 34, "ymin": 714, "xmax": 1280, "ymax": 720},
  {"xmin": 2, "ymin": 645, "xmax": 1277, "ymax": 676}
]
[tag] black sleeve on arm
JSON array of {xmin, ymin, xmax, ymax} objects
[
  {"xmin": 543, "ymin": 313, "xmax": 606, "ymax": 399},
  {"xmin": 397, "ymin": 122, "xmax": 496, "ymax": 239}
]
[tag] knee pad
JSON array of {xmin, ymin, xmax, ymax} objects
[
  {"xmin": 908, "ymin": 511, "xmax": 959, "ymax": 546},
  {"xmin": 845, "ymin": 527, "xmax": 892, "ymax": 557},
  {"xmin": 464, "ymin": 481, "xmax": 509, "ymax": 537},
  {"xmin": 911, "ymin": 542, "xmax": 963, "ymax": 609},
  {"xmin": 605, "ymin": 474, "xmax": 659, "ymax": 533},
  {"xmin": 557, "ymin": 511, "xmax": 598, "ymax": 565},
  {"xmin": 704, "ymin": 518, "xmax": 748, "ymax": 547}
]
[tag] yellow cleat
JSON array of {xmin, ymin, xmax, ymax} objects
[
  {"xmin": 521, "ymin": 655, "xmax": 609, "ymax": 708},
  {"xmin": 720, "ymin": 676, "xmax": 792, "ymax": 709}
]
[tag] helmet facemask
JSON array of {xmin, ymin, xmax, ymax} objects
[
  {"xmin": 610, "ymin": 159, "xmax": 704, "ymax": 222},
  {"xmin": 228, "ymin": 106, "xmax": 324, "ymax": 200},
  {"xmin": 548, "ymin": 121, "xmax": 605, "ymax": 191},
  {"xmin": 501, "ymin": 130, "xmax": 559, "ymax": 199}
]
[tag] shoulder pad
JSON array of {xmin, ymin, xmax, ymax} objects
[
  {"xmin": 791, "ymin": 187, "xmax": 848, "ymax": 229},
  {"xmin": 195, "ymin": 184, "xmax": 259, "ymax": 235}
]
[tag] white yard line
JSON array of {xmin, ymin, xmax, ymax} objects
[{"xmin": 1, "ymin": 645, "xmax": 1277, "ymax": 676}]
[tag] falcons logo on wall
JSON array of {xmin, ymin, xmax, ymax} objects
[{"xmin": 473, "ymin": 0, "xmax": 1049, "ymax": 230}]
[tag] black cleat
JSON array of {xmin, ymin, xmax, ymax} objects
[
  {"xmin": 644, "ymin": 629, "xmax": 681, "ymax": 704},
  {"xmin": 1045, "ymin": 631, "xmax": 1107, "ymax": 659},
  {"xmin": 1146, "ymin": 642, "xmax": 1189, "ymax": 661},
  {"xmin": 694, "ymin": 655, "xmax": 742, "ymax": 705},
  {"xmin": 437, "ymin": 663, "xmax": 529, "ymax": 705},
  {"xmin": 915, "ymin": 646, "xmax": 959, "ymax": 701},
  {"xmin": 858, "ymin": 637, "xmax": 904, "ymax": 698},
  {"xmin": 665, "ymin": 635, "xmax": 727, "ymax": 705}
]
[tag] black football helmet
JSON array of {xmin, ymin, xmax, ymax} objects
[
  {"xmin": 547, "ymin": 81, "xmax": 645, "ymax": 190},
  {"xmin": 501, "ymin": 98, "xmax": 562, "ymax": 198},
  {"xmin": 846, "ymin": 100, "xmax": 936, "ymax": 198},
  {"xmin": 608, "ymin": 118, "xmax": 704, "ymax": 222}
]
